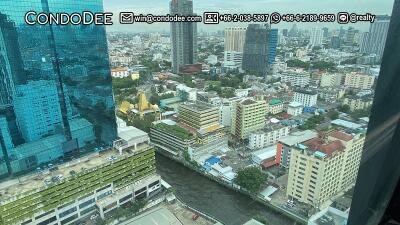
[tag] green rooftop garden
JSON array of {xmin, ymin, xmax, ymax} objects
[
  {"xmin": 269, "ymin": 99, "xmax": 282, "ymax": 106},
  {"xmin": 154, "ymin": 123, "xmax": 193, "ymax": 140}
]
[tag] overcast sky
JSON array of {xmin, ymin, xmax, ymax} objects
[{"xmin": 103, "ymin": 0, "xmax": 395, "ymax": 33}]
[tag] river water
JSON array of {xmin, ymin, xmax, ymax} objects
[{"xmin": 156, "ymin": 154, "xmax": 298, "ymax": 225}]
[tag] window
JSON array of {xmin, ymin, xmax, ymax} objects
[{"xmin": 59, "ymin": 207, "xmax": 77, "ymax": 218}]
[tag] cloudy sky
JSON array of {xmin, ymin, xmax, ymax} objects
[{"xmin": 103, "ymin": 0, "xmax": 395, "ymax": 32}]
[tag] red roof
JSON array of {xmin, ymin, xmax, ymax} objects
[
  {"xmin": 330, "ymin": 131, "xmax": 353, "ymax": 141},
  {"xmin": 303, "ymin": 138, "xmax": 345, "ymax": 156}
]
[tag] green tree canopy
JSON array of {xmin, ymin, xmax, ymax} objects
[{"xmin": 234, "ymin": 167, "xmax": 266, "ymax": 194}]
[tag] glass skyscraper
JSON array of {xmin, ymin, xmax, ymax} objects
[{"xmin": 0, "ymin": 0, "xmax": 117, "ymax": 178}]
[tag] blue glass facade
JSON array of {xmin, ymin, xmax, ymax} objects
[
  {"xmin": 0, "ymin": 0, "xmax": 117, "ymax": 178},
  {"xmin": 268, "ymin": 28, "xmax": 278, "ymax": 65}
]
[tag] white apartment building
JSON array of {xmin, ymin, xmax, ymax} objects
[
  {"xmin": 281, "ymin": 70, "xmax": 310, "ymax": 87},
  {"xmin": 293, "ymin": 90, "xmax": 318, "ymax": 107},
  {"xmin": 287, "ymin": 131, "xmax": 365, "ymax": 208},
  {"xmin": 249, "ymin": 125, "xmax": 290, "ymax": 150},
  {"xmin": 344, "ymin": 72, "xmax": 375, "ymax": 90},
  {"xmin": 287, "ymin": 102, "xmax": 303, "ymax": 116},
  {"xmin": 223, "ymin": 51, "xmax": 243, "ymax": 71},
  {"xmin": 111, "ymin": 67, "xmax": 129, "ymax": 78}
]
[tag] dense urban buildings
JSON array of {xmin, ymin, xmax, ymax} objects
[
  {"xmin": 293, "ymin": 89, "xmax": 318, "ymax": 107},
  {"xmin": 0, "ymin": 0, "xmax": 117, "ymax": 178},
  {"xmin": 170, "ymin": 0, "xmax": 197, "ymax": 74},
  {"xmin": 344, "ymin": 72, "xmax": 375, "ymax": 90}
]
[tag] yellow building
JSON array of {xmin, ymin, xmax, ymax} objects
[
  {"xmin": 344, "ymin": 72, "xmax": 375, "ymax": 89},
  {"xmin": 343, "ymin": 96, "xmax": 373, "ymax": 111},
  {"xmin": 231, "ymin": 98, "xmax": 267, "ymax": 140},
  {"xmin": 287, "ymin": 130, "xmax": 365, "ymax": 208}
]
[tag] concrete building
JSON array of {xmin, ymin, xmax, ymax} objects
[
  {"xmin": 176, "ymin": 84, "xmax": 197, "ymax": 101},
  {"xmin": 150, "ymin": 119, "xmax": 194, "ymax": 156},
  {"xmin": 280, "ymin": 70, "xmax": 310, "ymax": 87},
  {"xmin": 231, "ymin": 98, "xmax": 267, "ymax": 140},
  {"xmin": 343, "ymin": 95, "xmax": 373, "ymax": 111},
  {"xmin": 248, "ymin": 124, "xmax": 290, "ymax": 150},
  {"xmin": 309, "ymin": 28, "xmax": 324, "ymax": 47},
  {"xmin": 111, "ymin": 67, "xmax": 129, "ymax": 78},
  {"xmin": 276, "ymin": 130, "xmax": 318, "ymax": 168},
  {"xmin": 223, "ymin": 51, "xmax": 243, "ymax": 71},
  {"xmin": 178, "ymin": 101, "xmax": 219, "ymax": 131},
  {"xmin": 320, "ymin": 73, "xmax": 342, "ymax": 87},
  {"xmin": 286, "ymin": 131, "xmax": 365, "ymax": 208},
  {"xmin": 224, "ymin": 27, "xmax": 247, "ymax": 52},
  {"xmin": 251, "ymin": 145, "xmax": 277, "ymax": 165},
  {"xmin": 170, "ymin": 0, "xmax": 197, "ymax": 73},
  {"xmin": 293, "ymin": 89, "xmax": 318, "ymax": 107},
  {"xmin": 113, "ymin": 126, "xmax": 151, "ymax": 155},
  {"xmin": 308, "ymin": 207, "xmax": 348, "ymax": 225},
  {"xmin": 287, "ymin": 102, "xmax": 303, "ymax": 116},
  {"xmin": 344, "ymin": 72, "xmax": 375, "ymax": 90},
  {"xmin": 360, "ymin": 15, "xmax": 391, "ymax": 59},
  {"xmin": 267, "ymin": 99, "xmax": 284, "ymax": 115},
  {"xmin": 0, "ymin": 145, "xmax": 160, "ymax": 225}
]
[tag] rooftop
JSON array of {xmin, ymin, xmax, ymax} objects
[
  {"xmin": 329, "ymin": 131, "xmax": 353, "ymax": 142},
  {"xmin": 294, "ymin": 89, "xmax": 317, "ymax": 95},
  {"xmin": 0, "ymin": 144, "xmax": 152, "ymax": 203},
  {"xmin": 269, "ymin": 99, "xmax": 282, "ymax": 106},
  {"xmin": 331, "ymin": 119, "xmax": 362, "ymax": 130},
  {"xmin": 179, "ymin": 101, "xmax": 216, "ymax": 112},
  {"xmin": 117, "ymin": 126, "xmax": 148, "ymax": 142},
  {"xmin": 279, "ymin": 130, "xmax": 318, "ymax": 146},
  {"xmin": 288, "ymin": 101, "xmax": 303, "ymax": 108},
  {"xmin": 153, "ymin": 122, "xmax": 193, "ymax": 140},
  {"xmin": 122, "ymin": 207, "xmax": 182, "ymax": 225},
  {"xmin": 302, "ymin": 138, "xmax": 345, "ymax": 156},
  {"xmin": 308, "ymin": 207, "xmax": 348, "ymax": 225}
]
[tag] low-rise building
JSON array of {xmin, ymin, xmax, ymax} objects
[
  {"xmin": 308, "ymin": 207, "xmax": 348, "ymax": 225},
  {"xmin": 343, "ymin": 95, "xmax": 373, "ymax": 111},
  {"xmin": 248, "ymin": 124, "xmax": 290, "ymax": 150},
  {"xmin": 150, "ymin": 120, "xmax": 195, "ymax": 156},
  {"xmin": 281, "ymin": 70, "xmax": 310, "ymax": 87},
  {"xmin": 267, "ymin": 99, "xmax": 284, "ymax": 115},
  {"xmin": 287, "ymin": 102, "xmax": 303, "ymax": 116},
  {"xmin": 251, "ymin": 145, "xmax": 277, "ymax": 165},
  {"xmin": 111, "ymin": 67, "xmax": 129, "ymax": 78}
]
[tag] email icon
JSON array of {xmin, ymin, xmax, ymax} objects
[{"xmin": 120, "ymin": 12, "xmax": 134, "ymax": 24}]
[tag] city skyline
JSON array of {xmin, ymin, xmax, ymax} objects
[{"xmin": 104, "ymin": 0, "xmax": 395, "ymax": 32}]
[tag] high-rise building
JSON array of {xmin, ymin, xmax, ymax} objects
[
  {"xmin": 268, "ymin": 28, "xmax": 278, "ymax": 65},
  {"xmin": 330, "ymin": 35, "xmax": 341, "ymax": 49},
  {"xmin": 322, "ymin": 27, "xmax": 329, "ymax": 38},
  {"xmin": 231, "ymin": 98, "xmax": 267, "ymax": 140},
  {"xmin": 360, "ymin": 15, "xmax": 391, "ymax": 58},
  {"xmin": 282, "ymin": 28, "xmax": 288, "ymax": 37},
  {"xmin": 309, "ymin": 27, "xmax": 324, "ymax": 47},
  {"xmin": 0, "ymin": 0, "xmax": 117, "ymax": 177},
  {"xmin": 345, "ymin": 27, "xmax": 358, "ymax": 46},
  {"xmin": 224, "ymin": 27, "xmax": 246, "ymax": 71},
  {"xmin": 170, "ymin": 0, "xmax": 197, "ymax": 74},
  {"xmin": 286, "ymin": 131, "xmax": 365, "ymax": 208},
  {"xmin": 0, "ymin": 13, "xmax": 25, "ymax": 107},
  {"xmin": 224, "ymin": 27, "xmax": 247, "ymax": 52},
  {"xmin": 242, "ymin": 24, "xmax": 270, "ymax": 76},
  {"xmin": 358, "ymin": 32, "xmax": 370, "ymax": 53}
]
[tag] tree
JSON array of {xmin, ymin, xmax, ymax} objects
[
  {"xmin": 338, "ymin": 104, "xmax": 350, "ymax": 113},
  {"xmin": 234, "ymin": 167, "xmax": 266, "ymax": 194},
  {"xmin": 327, "ymin": 110, "xmax": 339, "ymax": 120}
]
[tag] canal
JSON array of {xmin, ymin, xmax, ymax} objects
[{"xmin": 156, "ymin": 154, "xmax": 299, "ymax": 225}]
